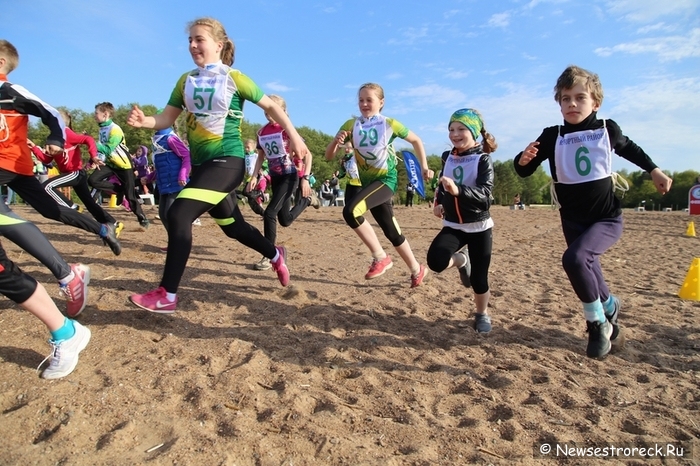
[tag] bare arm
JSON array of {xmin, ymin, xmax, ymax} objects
[
  {"xmin": 127, "ymin": 104, "xmax": 182, "ymax": 130},
  {"xmin": 256, "ymin": 95, "xmax": 308, "ymax": 159}
]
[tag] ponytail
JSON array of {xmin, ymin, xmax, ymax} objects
[
  {"xmin": 221, "ymin": 39, "xmax": 235, "ymax": 66},
  {"xmin": 481, "ymin": 128, "xmax": 498, "ymax": 154}
]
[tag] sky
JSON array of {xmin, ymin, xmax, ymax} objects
[{"xmin": 3, "ymin": 0, "xmax": 699, "ymax": 174}]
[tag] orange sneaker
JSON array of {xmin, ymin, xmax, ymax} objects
[
  {"xmin": 365, "ymin": 255, "xmax": 393, "ymax": 279},
  {"xmin": 410, "ymin": 264, "xmax": 428, "ymax": 288}
]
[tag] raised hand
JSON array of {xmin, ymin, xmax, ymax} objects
[{"xmin": 519, "ymin": 141, "xmax": 539, "ymax": 166}]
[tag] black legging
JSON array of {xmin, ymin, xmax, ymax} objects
[
  {"xmin": 264, "ymin": 173, "xmax": 310, "ymax": 244},
  {"xmin": 1, "ymin": 169, "xmax": 102, "ymax": 236},
  {"xmin": 0, "ymin": 201, "xmax": 71, "ymax": 281},
  {"xmin": 426, "ymin": 227, "xmax": 492, "ymax": 294},
  {"xmin": 342, "ymin": 180, "xmax": 405, "ymax": 247},
  {"xmin": 161, "ymin": 156, "xmax": 276, "ymax": 293},
  {"xmin": 88, "ymin": 166, "xmax": 146, "ymax": 223},
  {"xmin": 43, "ymin": 169, "xmax": 116, "ymax": 224}
]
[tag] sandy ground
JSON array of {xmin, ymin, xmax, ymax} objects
[{"xmin": 0, "ymin": 203, "xmax": 698, "ymax": 465}]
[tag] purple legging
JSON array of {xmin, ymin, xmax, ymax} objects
[{"xmin": 560, "ymin": 215, "xmax": 623, "ymax": 303}]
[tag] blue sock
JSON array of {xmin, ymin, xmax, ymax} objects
[
  {"xmin": 50, "ymin": 318, "xmax": 76, "ymax": 341},
  {"xmin": 601, "ymin": 295, "xmax": 615, "ymax": 316},
  {"xmin": 583, "ymin": 301, "xmax": 605, "ymax": 323},
  {"xmin": 99, "ymin": 224, "xmax": 108, "ymax": 237}
]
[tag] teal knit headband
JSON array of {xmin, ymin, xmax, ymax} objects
[{"xmin": 449, "ymin": 108, "xmax": 483, "ymax": 140}]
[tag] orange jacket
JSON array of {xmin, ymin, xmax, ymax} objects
[{"xmin": 0, "ymin": 74, "xmax": 65, "ymax": 175}]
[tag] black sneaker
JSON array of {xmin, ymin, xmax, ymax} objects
[
  {"xmin": 474, "ymin": 313, "xmax": 492, "ymax": 334},
  {"xmin": 456, "ymin": 251, "xmax": 471, "ymax": 288},
  {"xmin": 586, "ymin": 320, "xmax": 612, "ymax": 359},
  {"xmin": 605, "ymin": 295, "xmax": 620, "ymax": 341},
  {"xmin": 139, "ymin": 219, "xmax": 150, "ymax": 230},
  {"xmin": 100, "ymin": 223, "xmax": 121, "ymax": 256}
]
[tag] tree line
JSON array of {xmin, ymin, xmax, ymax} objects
[{"xmin": 28, "ymin": 104, "xmax": 699, "ymax": 210}]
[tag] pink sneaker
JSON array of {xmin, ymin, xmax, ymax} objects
[
  {"xmin": 365, "ymin": 255, "xmax": 393, "ymax": 279},
  {"xmin": 61, "ymin": 264, "xmax": 91, "ymax": 317},
  {"xmin": 410, "ymin": 264, "xmax": 428, "ymax": 288},
  {"xmin": 271, "ymin": 246, "xmax": 289, "ymax": 286},
  {"xmin": 129, "ymin": 286, "xmax": 177, "ymax": 314},
  {"xmin": 121, "ymin": 198, "xmax": 131, "ymax": 212}
]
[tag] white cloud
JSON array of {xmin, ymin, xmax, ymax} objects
[
  {"xmin": 488, "ymin": 12, "xmax": 511, "ymax": 28},
  {"xmin": 524, "ymin": 0, "xmax": 570, "ymax": 9},
  {"xmin": 594, "ymin": 28, "xmax": 700, "ymax": 61},
  {"xmin": 603, "ymin": 77, "xmax": 700, "ymax": 171},
  {"xmin": 396, "ymin": 84, "xmax": 468, "ymax": 111},
  {"xmin": 385, "ymin": 72, "xmax": 403, "ymax": 80},
  {"xmin": 605, "ymin": 0, "xmax": 699, "ymax": 23},
  {"xmin": 445, "ymin": 70, "xmax": 469, "ymax": 79},
  {"xmin": 387, "ymin": 27, "xmax": 430, "ymax": 45},
  {"xmin": 443, "ymin": 9, "xmax": 460, "ymax": 19},
  {"xmin": 636, "ymin": 22, "xmax": 674, "ymax": 34},
  {"xmin": 265, "ymin": 82, "xmax": 294, "ymax": 92}
]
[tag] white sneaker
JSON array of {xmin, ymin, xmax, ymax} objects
[
  {"xmin": 254, "ymin": 256, "xmax": 272, "ymax": 271},
  {"xmin": 40, "ymin": 321, "xmax": 91, "ymax": 379}
]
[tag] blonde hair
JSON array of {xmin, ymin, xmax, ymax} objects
[
  {"xmin": 358, "ymin": 83, "xmax": 385, "ymax": 111},
  {"xmin": 554, "ymin": 65, "xmax": 604, "ymax": 106},
  {"xmin": 187, "ymin": 17, "xmax": 235, "ymax": 66},
  {"xmin": 95, "ymin": 102, "xmax": 115, "ymax": 116},
  {"xmin": 59, "ymin": 109, "xmax": 72, "ymax": 129},
  {"xmin": 268, "ymin": 94, "xmax": 287, "ymax": 113},
  {"xmin": 0, "ymin": 40, "xmax": 19, "ymax": 73}
]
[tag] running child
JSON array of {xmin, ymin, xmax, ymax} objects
[
  {"xmin": 324, "ymin": 82, "xmax": 433, "ymax": 287},
  {"xmin": 514, "ymin": 65, "xmax": 673, "ymax": 359},
  {"xmin": 142, "ymin": 116, "xmax": 191, "ymax": 249},
  {"xmin": 248, "ymin": 94, "xmax": 318, "ymax": 270},
  {"xmin": 0, "ymin": 39, "xmax": 90, "ymax": 318},
  {"xmin": 88, "ymin": 102, "xmax": 150, "ymax": 229},
  {"xmin": 28, "ymin": 109, "xmax": 124, "ymax": 243},
  {"xmin": 427, "ymin": 109, "xmax": 497, "ymax": 333},
  {"xmin": 132, "ymin": 145, "xmax": 151, "ymax": 195},
  {"xmin": 240, "ymin": 138, "xmax": 265, "ymax": 216},
  {"xmin": 0, "ymin": 240, "xmax": 91, "ymax": 379},
  {"xmin": 126, "ymin": 17, "xmax": 308, "ymax": 312},
  {"xmin": 0, "ymin": 40, "xmax": 121, "ymax": 256}
]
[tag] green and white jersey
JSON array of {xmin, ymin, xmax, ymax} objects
[
  {"xmin": 168, "ymin": 62, "xmax": 264, "ymax": 166},
  {"xmin": 338, "ymin": 114, "xmax": 409, "ymax": 192}
]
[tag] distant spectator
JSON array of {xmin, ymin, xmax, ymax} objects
[
  {"xmin": 405, "ymin": 183, "xmax": 414, "ymax": 207},
  {"xmin": 320, "ymin": 179, "xmax": 335, "ymax": 206}
]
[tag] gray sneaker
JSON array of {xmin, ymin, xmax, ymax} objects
[
  {"xmin": 40, "ymin": 321, "xmax": 91, "ymax": 379},
  {"xmin": 308, "ymin": 190, "xmax": 321, "ymax": 210},
  {"xmin": 586, "ymin": 319, "xmax": 612, "ymax": 359},
  {"xmin": 474, "ymin": 313, "xmax": 492, "ymax": 333},
  {"xmin": 254, "ymin": 256, "xmax": 272, "ymax": 271},
  {"xmin": 456, "ymin": 250, "xmax": 471, "ymax": 288}
]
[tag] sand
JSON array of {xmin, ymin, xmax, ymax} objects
[{"xmin": 0, "ymin": 204, "xmax": 698, "ymax": 465}]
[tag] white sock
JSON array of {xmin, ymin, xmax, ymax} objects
[
  {"xmin": 372, "ymin": 251, "xmax": 387, "ymax": 260},
  {"xmin": 59, "ymin": 271, "xmax": 75, "ymax": 286},
  {"xmin": 272, "ymin": 250, "xmax": 280, "ymax": 263},
  {"xmin": 166, "ymin": 292, "xmax": 177, "ymax": 301}
]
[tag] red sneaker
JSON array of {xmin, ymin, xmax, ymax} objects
[
  {"xmin": 129, "ymin": 287, "xmax": 177, "ymax": 314},
  {"xmin": 365, "ymin": 255, "xmax": 393, "ymax": 279},
  {"xmin": 410, "ymin": 264, "xmax": 428, "ymax": 288},
  {"xmin": 61, "ymin": 264, "xmax": 90, "ymax": 317},
  {"xmin": 271, "ymin": 246, "xmax": 289, "ymax": 286}
]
